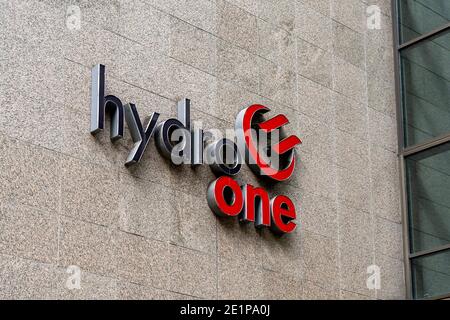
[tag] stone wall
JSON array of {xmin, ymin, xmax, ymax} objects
[{"xmin": 0, "ymin": 0, "xmax": 404, "ymax": 299}]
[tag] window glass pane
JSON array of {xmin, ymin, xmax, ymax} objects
[
  {"xmin": 400, "ymin": 30, "xmax": 450, "ymax": 147},
  {"xmin": 406, "ymin": 142, "xmax": 450, "ymax": 253},
  {"xmin": 398, "ymin": 0, "xmax": 450, "ymax": 44},
  {"xmin": 411, "ymin": 249, "xmax": 450, "ymax": 299}
]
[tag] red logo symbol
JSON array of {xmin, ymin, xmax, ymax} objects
[{"xmin": 235, "ymin": 104, "xmax": 302, "ymax": 182}]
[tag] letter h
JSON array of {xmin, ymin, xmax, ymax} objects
[{"xmin": 90, "ymin": 64, "xmax": 124, "ymax": 141}]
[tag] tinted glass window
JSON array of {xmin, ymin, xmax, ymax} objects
[
  {"xmin": 401, "ymin": 31, "xmax": 450, "ymax": 147},
  {"xmin": 398, "ymin": 0, "xmax": 450, "ymax": 44}
]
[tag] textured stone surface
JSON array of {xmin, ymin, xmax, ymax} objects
[
  {"xmin": 0, "ymin": 60, "xmax": 64, "ymax": 150},
  {"xmin": 261, "ymin": 229, "xmax": 303, "ymax": 277},
  {"xmin": 258, "ymin": 19, "xmax": 296, "ymax": 71},
  {"xmin": 118, "ymin": 173, "xmax": 174, "ymax": 242},
  {"xmin": 61, "ymin": 106, "xmax": 121, "ymax": 168},
  {"xmin": 171, "ymin": 192, "xmax": 217, "ymax": 254},
  {"xmin": 105, "ymin": 0, "xmax": 170, "ymax": 56},
  {"xmin": 340, "ymin": 290, "xmax": 372, "ymax": 300},
  {"xmin": 339, "ymin": 242, "xmax": 376, "ymax": 298},
  {"xmin": 365, "ymin": 10, "xmax": 393, "ymax": 47},
  {"xmin": 368, "ymin": 107, "xmax": 398, "ymax": 153},
  {"xmin": 297, "ymin": 39, "xmax": 333, "ymax": 89},
  {"xmin": 48, "ymin": 0, "xmax": 171, "ymax": 57},
  {"xmin": 331, "ymin": 0, "xmax": 367, "ymax": 34},
  {"xmin": 55, "ymin": 269, "xmax": 118, "ymax": 300},
  {"xmin": 296, "ymin": 75, "xmax": 334, "ymax": 125},
  {"xmin": 147, "ymin": 0, "xmax": 218, "ymax": 34},
  {"xmin": 299, "ymin": 192, "xmax": 338, "ymax": 239},
  {"xmin": 217, "ymin": 0, "xmax": 258, "ymax": 53},
  {"xmin": 218, "ymin": 258, "xmax": 264, "ymax": 300},
  {"xmin": 215, "ymin": 79, "xmax": 261, "ymax": 122},
  {"xmin": 375, "ymin": 217, "xmax": 404, "ymax": 261},
  {"xmin": 299, "ymin": 0, "xmax": 330, "ymax": 17},
  {"xmin": 370, "ymin": 145, "xmax": 402, "ymax": 223},
  {"xmin": 293, "ymin": 152, "xmax": 337, "ymax": 201},
  {"xmin": 338, "ymin": 166, "xmax": 371, "ymax": 212},
  {"xmin": 295, "ymin": 3, "xmax": 332, "ymax": 50},
  {"xmin": 259, "ymin": 59, "xmax": 297, "ymax": 107},
  {"xmin": 217, "ymin": 217, "xmax": 262, "ymax": 268},
  {"xmin": 332, "ymin": 21, "xmax": 365, "ymax": 70},
  {"xmin": 334, "ymin": 92, "xmax": 369, "ymax": 142},
  {"xmin": 0, "ymin": 0, "xmax": 404, "ymax": 300},
  {"xmin": 257, "ymin": 0, "xmax": 296, "ymax": 32},
  {"xmin": 59, "ymin": 217, "xmax": 117, "ymax": 277},
  {"xmin": 168, "ymin": 245, "xmax": 217, "ymax": 298},
  {"xmin": 332, "ymin": 55, "xmax": 367, "ymax": 104},
  {"xmin": 116, "ymin": 281, "xmax": 173, "ymax": 300},
  {"xmin": 115, "ymin": 231, "xmax": 169, "ymax": 289},
  {"xmin": 216, "ymin": 40, "xmax": 260, "ymax": 92},
  {"xmin": 225, "ymin": 0, "xmax": 258, "ymax": 16},
  {"xmin": 366, "ymin": 37, "xmax": 395, "ymax": 84},
  {"xmin": 375, "ymin": 254, "xmax": 406, "ymax": 300},
  {"xmin": 61, "ymin": 156, "xmax": 119, "ymax": 227},
  {"xmin": 0, "ymin": 203, "xmax": 58, "ymax": 264},
  {"xmin": 302, "ymin": 280, "xmax": 339, "ymax": 300},
  {"xmin": 338, "ymin": 203, "xmax": 374, "ymax": 250},
  {"xmin": 294, "ymin": 113, "xmax": 336, "ymax": 161},
  {"xmin": 335, "ymin": 129, "xmax": 369, "ymax": 170},
  {"xmin": 301, "ymin": 231, "xmax": 339, "ymax": 287},
  {"xmin": 263, "ymin": 270, "xmax": 303, "ymax": 300},
  {"xmin": 0, "ymin": 254, "xmax": 59, "ymax": 300},
  {"xmin": 0, "ymin": 135, "xmax": 61, "ymax": 212},
  {"xmin": 169, "ymin": 17, "xmax": 218, "ymax": 75},
  {"xmin": 367, "ymin": 75, "xmax": 396, "ymax": 118}
]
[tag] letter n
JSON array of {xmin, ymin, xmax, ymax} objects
[{"xmin": 240, "ymin": 184, "xmax": 271, "ymax": 228}]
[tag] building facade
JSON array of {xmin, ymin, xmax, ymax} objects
[{"xmin": 0, "ymin": 0, "xmax": 447, "ymax": 300}]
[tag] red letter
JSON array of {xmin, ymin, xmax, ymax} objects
[
  {"xmin": 270, "ymin": 195, "xmax": 297, "ymax": 234},
  {"xmin": 241, "ymin": 184, "xmax": 271, "ymax": 228},
  {"xmin": 207, "ymin": 176, "xmax": 243, "ymax": 217}
]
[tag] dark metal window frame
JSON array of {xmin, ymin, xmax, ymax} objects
[{"xmin": 391, "ymin": 0, "xmax": 450, "ymax": 300}]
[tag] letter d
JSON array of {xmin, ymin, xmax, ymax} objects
[{"xmin": 155, "ymin": 98, "xmax": 191, "ymax": 165}]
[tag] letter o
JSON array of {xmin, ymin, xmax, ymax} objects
[
  {"xmin": 206, "ymin": 138, "xmax": 242, "ymax": 176},
  {"xmin": 207, "ymin": 176, "xmax": 243, "ymax": 217}
]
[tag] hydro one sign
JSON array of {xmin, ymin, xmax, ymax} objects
[{"xmin": 91, "ymin": 64, "xmax": 302, "ymax": 235}]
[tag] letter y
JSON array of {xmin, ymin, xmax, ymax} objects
[{"xmin": 124, "ymin": 103, "xmax": 160, "ymax": 166}]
